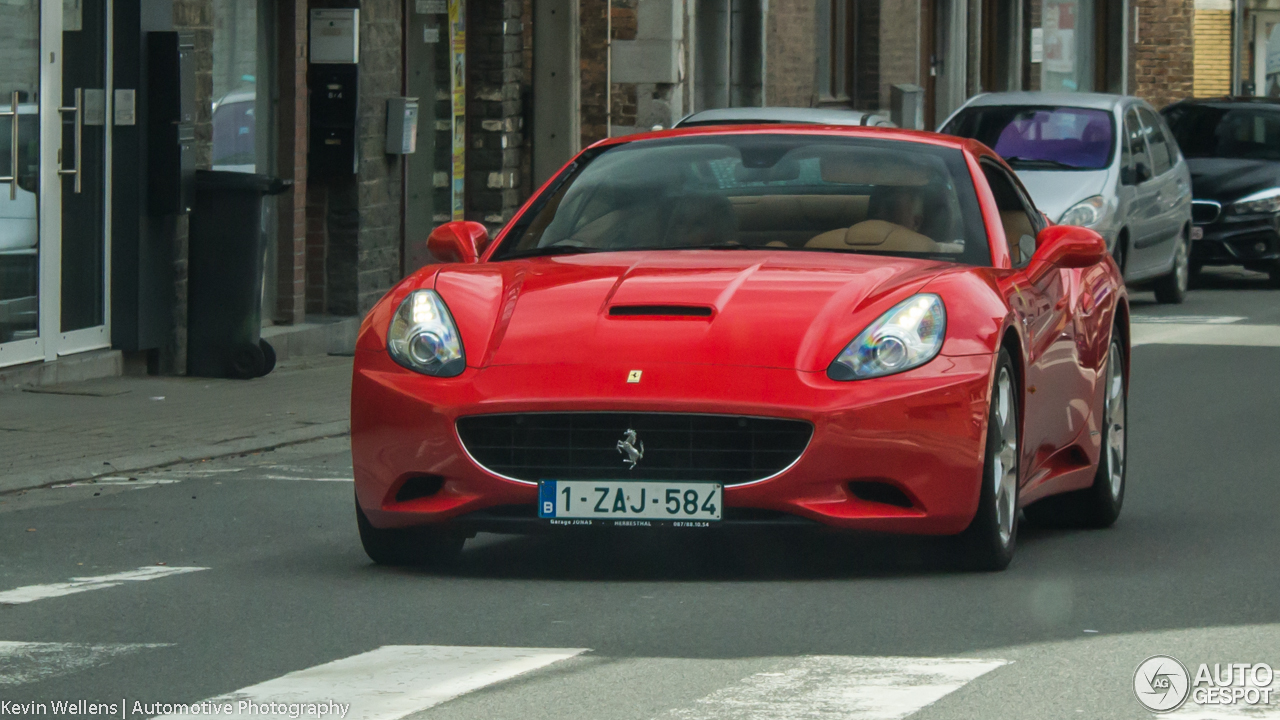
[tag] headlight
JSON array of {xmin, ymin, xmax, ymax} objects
[
  {"xmin": 828, "ymin": 294, "xmax": 946, "ymax": 381},
  {"xmin": 1058, "ymin": 195, "xmax": 1109, "ymax": 228},
  {"xmin": 1228, "ymin": 187, "xmax": 1280, "ymax": 215},
  {"xmin": 387, "ymin": 290, "xmax": 466, "ymax": 377}
]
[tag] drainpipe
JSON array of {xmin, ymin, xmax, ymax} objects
[{"xmin": 1231, "ymin": 0, "xmax": 1244, "ymax": 95}]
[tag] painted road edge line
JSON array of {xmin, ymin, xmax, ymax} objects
[{"xmin": 0, "ymin": 566, "xmax": 208, "ymax": 605}]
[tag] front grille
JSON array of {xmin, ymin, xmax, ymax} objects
[
  {"xmin": 456, "ymin": 413, "xmax": 813, "ymax": 486},
  {"xmin": 1192, "ymin": 200, "xmax": 1222, "ymax": 225}
]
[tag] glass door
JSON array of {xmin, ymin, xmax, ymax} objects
[
  {"xmin": 0, "ymin": 0, "xmax": 43, "ymax": 365},
  {"xmin": 57, "ymin": 0, "xmax": 110, "ymax": 353}
]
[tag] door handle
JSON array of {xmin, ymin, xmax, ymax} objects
[
  {"xmin": 0, "ymin": 91, "xmax": 18, "ymax": 200},
  {"xmin": 57, "ymin": 87, "xmax": 82, "ymax": 193}
]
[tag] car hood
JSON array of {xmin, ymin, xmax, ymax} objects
[
  {"xmin": 432, "ymin": 251, "xmax": 956, "ymax": 373},
  {"xmin": 1186, "ymin": 157, "xmax": 1280, "ymax": 203},
  {"xmin": 1011, "ymin": 169, "xmax": 1111, "ymax": 223}
]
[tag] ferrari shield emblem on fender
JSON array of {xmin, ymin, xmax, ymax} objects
[
  {"xmin": 617, "ymin": 429, "xmax": 644, "ymax": 469},
  {"xmin": 627, "ymin": 370, "xmax": 642, "ymax": 383}
]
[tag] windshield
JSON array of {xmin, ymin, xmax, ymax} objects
[
  {"xmin": 1162, "ymin": 104, "xmax": 1280, "ymax": 161},
  {"xmin": 942, "ymin": 106, "xmax": 1115, "ymax": 170},
  {"xmin": 491, "ymin": 134, "xmax": 989, "ymax": 265}
]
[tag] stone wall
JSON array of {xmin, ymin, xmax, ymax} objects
[
  {"xmin": 468, "ymin": 0, "xmax": 526, "ymax": 231},
  {"xmin": 580, "ymin": 0, "xmax": 610, "ymax": 145},
  {"xmin": 1132, "ymin": 0, "xmax": 1196, "ymax": 109},
  {"xmin": 766, "ymin": 0, "xmax": 817, "ymax": 106},
  {"xmin": 877, "ymin": 0, "xmax": 920, "ymax": 111}
]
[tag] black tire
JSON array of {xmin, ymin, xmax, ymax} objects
[
  {"xmin": 229, "ymin": 342, "xmax": 266, "ymax": 379},
  {"xmin": 356, "ymin": 495, "xmax": 464, "ymax": 567},
  {"xmin": 1153, "ymin": 232, "xmax": 1190, "ymax": 304},
  {"xmin": 955, "ymin": 348, "xmax": 1020, "ymax": 572},
  {"xmin": 1025, "ymin": 335, "xmax": 1127, "ymax": 529},
  {"xmin": 1188, "ymin": 260, "xmax": 1204, "ymax": 287},
  {"xmin": 1112, "ymin": 234, "xmax": 1128, "ymax": 278},
  {"xmin": 258, "ymin": 339, "xmax": 277, "ymax": 376},
  {"xmin": 1268, "ymin": 263, "xmax": 1280, "ymax": 289}
]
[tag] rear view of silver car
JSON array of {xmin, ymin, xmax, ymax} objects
[{"xmin": 941, "ymin": 92, "xmax": 1193, "ymax": 303}]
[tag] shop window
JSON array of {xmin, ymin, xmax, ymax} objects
[
  {"xmin": 1040, "ymin": 0, "xmax": 1095, "ymax": 93},
  {"xmin": 212, "ymin": 0, "xmax": 265, "ymax": 173}
]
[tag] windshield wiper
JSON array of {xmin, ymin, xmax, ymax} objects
[
  {"xmin": 499, "ymin": 245, "xmax": 603, "ymax": 260},
  {"xmin": 1003, "ymin": 156, "xmax": 1084, "ymax": 170}
]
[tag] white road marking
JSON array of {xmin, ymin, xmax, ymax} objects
[
  {"xmin": 51, "ymin": 478, "xmax": 182, "ymax": 488},
  {"xmin": 0, "ymin": 566, "xmax": 208, "ymax": 605},
  {"xmin": 1132, "ymin": 324, "xmax": 1280, "ymax": 347},
  {"xmin": 0, "ymin": 641, "xmax": 170, "ymax": 686},
  {"xmin": 259, "ymin": 475, "xmax": 354, "ymax": 482},
  {"xmin": 155, "ymin": 645, "xmax": 587, "ymax": 720},
  {"xmin": 661, "ymin": 656, "xmax": 1009, "ymax": 720},
  {"xmin": 1132, "ymin": 316, "xmax": 1244, "ymax": 324}
]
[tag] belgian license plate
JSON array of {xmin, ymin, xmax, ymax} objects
[{"xmin": 538, "ymin": 481, "xmax": 722, "ymax": 522}]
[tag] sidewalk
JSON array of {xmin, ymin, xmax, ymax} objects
[{"xmin": 0, "ymin": 356, "xmax": 353, "ymax": 494}]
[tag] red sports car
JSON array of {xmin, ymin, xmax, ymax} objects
[{"xmin": 351, "ymin": 126, "xmax": 1129, "ymax": 571}]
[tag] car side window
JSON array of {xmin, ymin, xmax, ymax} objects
[
  {"xmin": 1139, "ymin": 107, "xmax": 1173, "ymax": 176},
  {"xmin": 1157, "ymin": 115, "xmax": 1182, "ymax": 166},
  {"xmin": 982, "ymin": 163, "xmax": 1041, "ymax": 267},
  {"xmin": 1124, "ymin": 108, "xmax": 1151, "ymax": 184}
]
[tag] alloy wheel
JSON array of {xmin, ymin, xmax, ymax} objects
[
  {"xmin": 993, "ymin": 367, "xmax": 1019, "ymax": 547},
  {"xmin": 1105, "ymin": 342, "xmax": 1126, "ymax": 499}
]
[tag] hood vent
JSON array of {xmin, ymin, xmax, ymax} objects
[{"xmin": 609, "ymin": 304, "xmax": 713, "ymax": 317}]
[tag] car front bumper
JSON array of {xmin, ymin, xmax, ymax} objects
[
  {"xmin": 351, "ymin": 350, "xmax": 996, "ymax": 537},
  {"xmin": 1193, "ymin": 214, "xmax": 1280, "ymax": 267}
]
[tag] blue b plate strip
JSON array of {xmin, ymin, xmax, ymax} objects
[{"xmin": 538, "ymin": 480, "xmax": 557, "ymax": 518}]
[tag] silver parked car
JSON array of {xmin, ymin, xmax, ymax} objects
[
  {"xmin": 941, "ymin": 92, "xmax": 1194, "ymax": 303},
  {"xmin": 674, "ymin": 106, "xmax": 895, "ymax": 129}
]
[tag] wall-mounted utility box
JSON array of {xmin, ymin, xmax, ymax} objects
[
  {"xmin": 310, "ymin": 9, "xmax": 359, "ymax": 64},
  {"xmin": 308, "ymin": 64, "xmax": 358, "ymax": 175},
  {"xmin": 386, "ymin": 97, "xmax": 419, "ymax": 154},
  {"xmin": 890, "ymin": 84, "xmax": 924, "ymax": 131},
  {"xmin": 145, "ymin": 30, "xmax": 196, "ymax": 215}
]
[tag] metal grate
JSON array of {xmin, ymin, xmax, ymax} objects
[{"xmin": 456, "ymin": 413, "xmax": 813, "ymax": 486}]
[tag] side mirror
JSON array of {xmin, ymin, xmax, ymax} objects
[
  {"xmin": 1031, "ymin": 225, "xmax": 1107, "ymax": 270},
  {"xmin": 426, "ymin": 221, "xmax": 490, "ymax": 264}
]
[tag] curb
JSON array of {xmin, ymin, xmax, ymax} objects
[{"xmin": 0, "ymin": 421, "xmax": 351, "ymax": 495}]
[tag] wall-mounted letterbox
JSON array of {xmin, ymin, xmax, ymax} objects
[
  {"xmin": 310, "ymin": 9, "xmax": 359, "ymax": 64},
  {"xmin": 386, "ymin": 97, "xmax": 418, "ymax": 155},
  {"xmin": 308, "ymin": 64, "xmax": 358, "ymax": 176}
]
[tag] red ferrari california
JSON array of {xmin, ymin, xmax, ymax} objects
[{"xmin": 351, "ymin": 126, "xmax": 1129, "ymax": 571}]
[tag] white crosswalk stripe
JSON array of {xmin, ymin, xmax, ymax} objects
[
  {"xmin": 0, "ymin": 566, "xmax": 208, "ymax": 605},
  {"xmin": 0, "ymin": 641, "xmax": 170, "ymax": 687},
  {"xmin": 1132, "ymin": 323, "xmax": 1280, "ymax": 347},
  {"xmin": 659, "ymin": 656, "xmax": 1009, "ymax": 720},
  {"xmin": 154, "ymin": 646, "xmax": 587, "ymax": 720}
]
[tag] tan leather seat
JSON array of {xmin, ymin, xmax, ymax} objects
[
  {"xmin": 1000, "ymin": 210, "xmax": 1037, "ymax": 262},
  {"xmin": 805, "ymin": 220, "xmax": 944, "ymax": 253}
]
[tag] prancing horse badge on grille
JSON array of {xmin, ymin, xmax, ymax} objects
[
  {"xmin": 617, "ymin": 428, "xmax": 644, "ymax": 469},
  {"xmin": 627, "ymin": 370, "xmax": 642, "ymax": 383}
]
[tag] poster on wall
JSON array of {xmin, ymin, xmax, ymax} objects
[
  {"xmin": 1042, "ymin": 0, "xmax": 1077, "ymax": 79},
  {"xmin": 449, "ymin": 0, "xmax": 466, "ymax": 221}
]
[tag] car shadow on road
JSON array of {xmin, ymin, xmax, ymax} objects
[{"xmin": 378, "ymin": 529, "xmax": 1026, "ymax": 582}]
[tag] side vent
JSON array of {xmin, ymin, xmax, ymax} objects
[
  {"xmin": 848, "ymin": 481, "xmax": 914, "ymax": 509},
  {"xmin": 609, "ymin": 305, "xmax": 713, "ymax": 317},
  {"xmin": 394, "ymin": 475, "xmax": 445, "ymax": 503}
]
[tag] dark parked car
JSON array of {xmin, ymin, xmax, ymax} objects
[{"xmin": 1162, "ymin": 98, "xmax": 1280, "ymax": 286}]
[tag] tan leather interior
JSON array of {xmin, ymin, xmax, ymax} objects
[
  {"xmin": 730, "ymin": 195, "xmax": 870, "ymax": 246},
  {"xmin": 805, "ymin": 220, "xmax": 945, "ymax": 253},
  {"xmin": 999, "ymin": 210, "xmax": 1037, "ymax": 261}
]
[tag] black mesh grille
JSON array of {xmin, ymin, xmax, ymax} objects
[{"xmin": 456, "ymin": 413, "xmax": 812, "ymax": 486}]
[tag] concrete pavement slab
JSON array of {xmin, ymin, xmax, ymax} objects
[{"xmin": 0, "ymin": 356, "xmax": 352, "ymax": 494}]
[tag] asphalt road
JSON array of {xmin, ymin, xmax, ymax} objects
[{"xmin": 3, "ymin": 268, "xmax": 1279, "ymax": 720}]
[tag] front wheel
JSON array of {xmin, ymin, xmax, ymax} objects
[
  {"xmin": 955, "ymin": 349, "xmax": 1020, "ymax": 571},
  {"xmin": 1153, "ymin": 232, "xmax": 1190, "ymax": 304},
  {"xmin": 1268, "ymin": 262, "xmax": 1280, "ymax": 289},
  {"xmin": 356, "ymin": 495, "xmax": 464, "ymax": 567},
  {"xmin": 1025, "ymin": 336, "xmax": 1127, "ymax": 528}
]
